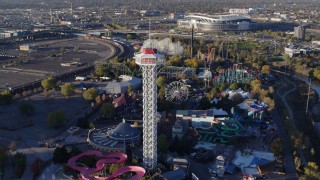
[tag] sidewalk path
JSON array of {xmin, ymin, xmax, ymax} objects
[{"xmin": 272, "ymin": 75, "xmax": 298, "ymax": 179}]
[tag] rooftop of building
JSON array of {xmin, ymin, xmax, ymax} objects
[
  {"xmin": 107, "ymin": 121, "xmax": 141, "ymax": 140},
  {"xmin": 185, "ymin": 13, "xmax": 251, "ymax": 21}
]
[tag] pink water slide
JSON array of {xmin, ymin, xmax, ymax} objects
[{"xmin": 68, "ymin": 150, "xmax": 145, "ymax": 180}]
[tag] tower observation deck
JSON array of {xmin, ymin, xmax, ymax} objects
[{"xmin": 134, "ymin": 47, "xmax": 164, "ymax": 169}]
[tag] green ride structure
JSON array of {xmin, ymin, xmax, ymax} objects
[
  {"xmin": 195, "ymin": 118, "xmax": 246, "ymax": 144},
  {"xmin": 213, "ymin": 65, "xmax": 258, "ymax": 84}
]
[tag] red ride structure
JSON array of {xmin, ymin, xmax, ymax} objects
[{"xmin": 68, "ymin": 150, "xmax": 146, "ymax": 180}]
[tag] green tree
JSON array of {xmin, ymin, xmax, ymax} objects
[
  {"xmin": 0, "ymin": 89, "xmax": 12, "ymax": 105},
  {"xmin": 89, "ymin": 121, "xmax": 95, "ymax": 129},
  {"xmin": 60, "ymin": 83, "xmax": 75, "ymax": 97},
  {"xmin": 302, "ymin": 162, "xmax": 320, "ymax": 180},
  {"xmin": 95, "ymin": 65, "xmax": 109, "ymax": 77},
  {"xmin": 198, "ymin": 96, "xmax": 212, "ymax": 110},
  {"xmin": 110, "ymin": 57, "xmax": 119, "ymax": 63},
  {"xmin": 284, "ymin": 54, "xmax": 291, "ymax": 62},
  {"xmin": 310, "ymin": 148, "xmax": 315, "ymax": 158},
  {"xmin": 83, "ymin": 88, "xmax": 98, "ymax": 102},
  {"xmin": 126, "ymin": 34, "xmax": 132, "ymax": 40},
  {"xmin": 313, "ymin": 66, "xmax": 320, "ymax": 80},
  {"xmin": 158, "ymin": 86, "xmax": 166, "ymax": 101},
  {"xmin": 53, "ymin": 147, "xmax": 68, "ymax": 163},
  {"xmin": 261, "ymin": 96, "xmax": 274, "ymax": 111},
  {"xmin": 158, "ymin": 134, "xmax": 169, "ymax": 153},
  {"xmin": 156, "ymin": 76, "xmax": 166, "ymax": 87},
  {"xmin": 47, "ymin": 110, "xmax": 67, "ymax": 128},
  {"xmin": 261, "ymin": 65, "xmax": 270, "ymax": 74},
  {"xmin": 127, "ymin": 85, "xmax": 133, "ymax": 93},
  {"xmin": 229, "ymin": 82, "xmax": 239, "ymax": 90},
  {"xmin": 19, "ymin": 103, "xmax": 36, "ymax": 116},
  {"xmin": 250, "ymin": 79, "xmax": 261, "ymax": 91},
  {"xmin": 207, "ymin": 87, "xmax": 218, "ymax": 99},
  {"xmin": 270, "ymin": 138, "xmax": 284, "ymax": 157},
  {"xmin": 99, "ymin": 103, "xmax": 115, "ymax": 117},
  {"xmin": 109, "ymin": 164, "xmax": 121, "ymax": 174},
  {"xmin": 217, "ymin": 83, "xmax": 228, "ymax": 92},
  {"xmin": 184, "ymin": 58, "xmax": 199, "ymax": 69},
  {"xmin": 41, "ymin": 77, "xmax": 56, "ymax": 90},
  {"xmin": 96, "ymin": 65, "xmax": 104, "ymax": 77}
]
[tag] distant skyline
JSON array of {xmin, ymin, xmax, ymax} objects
[{"xmin": 0, "ymin": 0, "xmax": 319, "ymax": 12}]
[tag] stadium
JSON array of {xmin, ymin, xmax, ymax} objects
[{"xmin": 177, "ymin": 13, "xmax": 257, "ymax": 31}]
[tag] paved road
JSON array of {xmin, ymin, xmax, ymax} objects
[
  {"xmin": 278, "ymin": 76, "xmax": 307, "ymax": 166},
  {"xmin": 273, "ymin": 76, "xmax": 298, "ymax": 180}
]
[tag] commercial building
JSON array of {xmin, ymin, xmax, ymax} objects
[
  {"xmin": 169, "ymin": 13, "xmax": 185, "ymax": 20},
  {"xmin": 176, "ymin": 108, "xmax": 229, "ymax": 128},
  {"xmin": 229, "ymin": 8, "xmax": 263, "ymax": 15},
  {"xmin": 294, "ymin": 25, "xmax": 307, "ymax": 40},
  {"xmin": 177, "ymin": 13, "xmax": 257, "ymax": 32},
  {"xmin": 19, "ymin": 44, "xmax": 39, "ymax": 51},
  {"xmin": 229, "ymin": 9, "xmax": 249, "ymax": 15},
  {"xmin": 140, "ymin": 10, "xmax": 160, "ymax": 16},
  {"xmin": 102, "ymin": 75, "xmax": 141, "ymax": 94}
]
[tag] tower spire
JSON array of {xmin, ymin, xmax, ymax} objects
[
  {"xmin": 50, "ymin": 9, "xmax": 53, "ymax": 24},
  {"xmin": 134, "ymin": 31, "xmax": 165, "ymax": 170},
  {"xmin": 148, "ymin": 19, "xmax": 151, "ymax": 48}
]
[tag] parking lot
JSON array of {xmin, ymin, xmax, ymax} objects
[{"xmin": 0, "ymin": 38, "xmax": 114, "ymax": 90}]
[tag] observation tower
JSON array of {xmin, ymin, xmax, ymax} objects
[{"xmin": 134, "ymin": 47, "xmax": 164, "ymax": 169}]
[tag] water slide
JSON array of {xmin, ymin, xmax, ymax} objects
[
  {"xmin": 235, "ymin": 121, "xmax": 245, "ymax": 131},
  {"xmin": 221, "ymin": 131, "xmax": 234, "ymax": 138},
  {"xmin": 68, "ymin": 150, "xmax": 146, "ymax": 180},
  {"xmin": 213, "ymin": 137, "xmax": 228, "ymax": 143},
  {"xmin": 195, "ymin": 121, "xmax": 244, "ymax": 144},
  {"xmin": 220, "ymin": 122, "xmax": 239, "ymax": 131}
]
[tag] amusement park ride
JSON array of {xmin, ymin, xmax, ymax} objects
[
  {"xmin": 213, "ymin": 65, "xmax": 257, "ymax": 84},
  {"xmin": 134, "ymin": 47, "xmax": 164, "ymax": 169},
  {"xmin": 165, "ymin": 81, "xmax": 189, "ymax": 104}
]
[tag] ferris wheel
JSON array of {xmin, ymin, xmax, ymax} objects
[{"xmin": 165, "ymin": 81, "xmax": 189, "ymax": 104}]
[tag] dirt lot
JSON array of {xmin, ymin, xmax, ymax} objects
[{"xmin": 0, "ymin": 90, "xmax": 90, "ymax": 141}]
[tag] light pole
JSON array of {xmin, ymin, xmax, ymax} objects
[{"xmin": 306, "ymin": 78, "xmax": 311, "ymax": 115}]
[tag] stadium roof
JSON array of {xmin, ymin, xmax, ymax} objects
[{"xmin": 185, "ymin": 13, "xmax": 250, "ymax": 21}]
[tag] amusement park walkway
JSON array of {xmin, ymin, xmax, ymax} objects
[{"xmin": 273, "ymin": 72, "xmax": 307, "ymax": 180}]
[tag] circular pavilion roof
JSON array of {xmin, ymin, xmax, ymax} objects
[{"xmin": 107, "ymin": 122, "xmax": 140, "ymax": 140}]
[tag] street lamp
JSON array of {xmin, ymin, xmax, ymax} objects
[{"xmin": 306, "ymin": 78, "xmax": 311, "ymax": 115}]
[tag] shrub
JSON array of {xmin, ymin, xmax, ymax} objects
[
  {"xmin": 53, "ymin": 147, "xmax": 68, "ymax": 164},
  {"xmin": 48, "ymin": 110, "xmax": 67, "ymax": 128}
]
